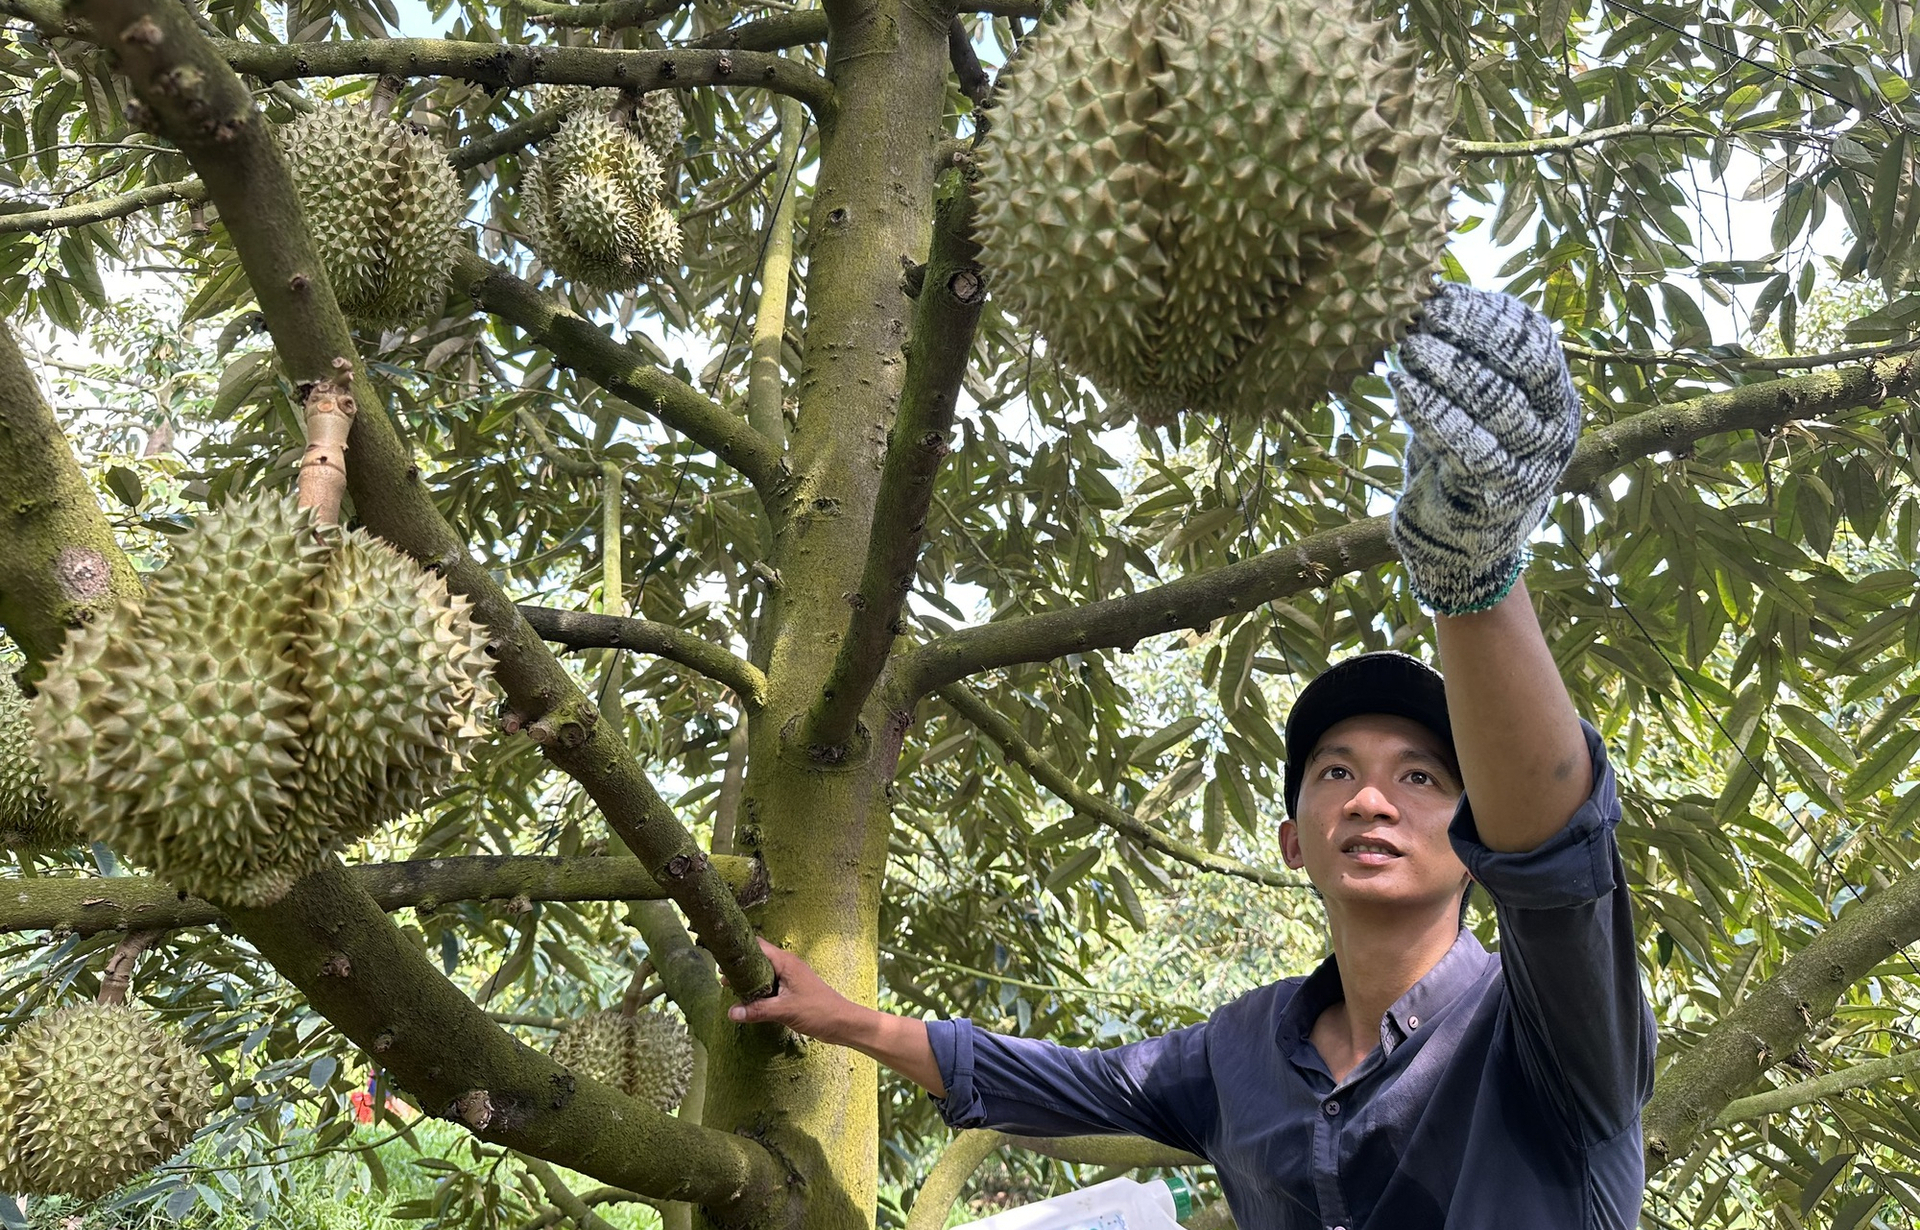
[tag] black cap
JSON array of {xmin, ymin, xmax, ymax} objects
[{"xmin": 1282, "ymin": 651, "xmax": 1454, "ymax": 817}]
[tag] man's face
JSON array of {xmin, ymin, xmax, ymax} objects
[{"xmin": 1280, "ymin": 713, "xmax": 1469, "ymax": 914}]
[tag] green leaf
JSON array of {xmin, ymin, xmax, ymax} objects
[
  {"xmin": 1135, "ymin": 757, "xmax": 1205, "ymax": 822},
  {"xmin": 1845, "ymin": 727, "xmax": 1920, "ymax": 802},
  {"xmin": 104, "ymin": 464, "xmax": 143, "ymax": 509},
  {"xmin": 1832, "ymin": 1190, "xmax": 1882, "ymax": 1230},
  {"xmin": 1216, "ymin": 756, "xmax": 1261, "ymax": 836},
  {"xmin": 1044, "ymin": 844, "xmax": 1103, "ymax": 893},
  {"xmin": 1130, "ymin": 715, "xmax": 1204, "ymax": 766},
  {"xmin": 1202, "ymin": 779, "xmax": 1225, "ymax": 851},
  {"xmin": 1800, "ymin": 1152, "xmax": 1854, "ymax": 1215},
  {"xmin": 1871, "ymin": 131, "xmax": 1908, "ymax": 245}
]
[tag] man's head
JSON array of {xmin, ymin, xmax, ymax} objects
[{"xmin": 1279, "ymin": 653, "xmax": 1471, "ymax": 918}]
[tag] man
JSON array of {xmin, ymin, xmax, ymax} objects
[{"xmin": 730, "ymin": 286, "xmax": 1658, "ymax": 1230}]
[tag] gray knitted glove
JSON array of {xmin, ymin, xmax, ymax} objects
[{"xmin": 1388, "ymin": 284, "xmax": 1581, "ymax": 615}]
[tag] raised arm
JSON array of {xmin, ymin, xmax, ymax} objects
[
  {"xmin": 1433, "ymin": 585, "xmax": 1591, "ymax": 852},
  {"xmin": 1387, "ymin": 285, "xmax": 1593, "ymax": 851}
]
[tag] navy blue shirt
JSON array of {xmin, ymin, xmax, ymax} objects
[{"xmin": 926, "ymin": 722, "xmax": 1655, "ymax": 1230}]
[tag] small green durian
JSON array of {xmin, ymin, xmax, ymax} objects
[
  {"xmin": 523, "ymin": 109, "xmax": 679, "ymax": 293},
  {"xmin": 0, "ymin": 669, "xmax": 77, "ymax": 849},
  {"xmin": 281, "ymin": 105, "xmax": 465, "ymax": 329},
  {"xmin": 550, "ymin": 1007, "xmax": 693, "ymax": 1113},
  {"xmin": 0, "ymin": 1003, "xmax": 212, "ymax": 1201}
]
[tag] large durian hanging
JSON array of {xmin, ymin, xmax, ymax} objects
[
  {"xmin": 550, "ymin": 1007, "xmax": 693, "ymax": 1113},
  {"xmin": 31, "ymin": 491, "xmax": 494, "ymax": 905},
  {"xmin": 975, "ymin": 0, "xmax": 1455, "ymax": 424},
  {"xmin": 1, "ymin": 670, "xmax": 77, "ymax": 849},
  {"xmin": 280, "ymin": 104, "xmax": 465, "ymax": 329},
  {"xmin": 0, "ymin": 1003, "xmax": 212, "ymax": 1200},
  {"xmin": 523, "ymin": 104, "xmax": 682, "ymax": 294}
]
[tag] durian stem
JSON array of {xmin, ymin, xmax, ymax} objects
[
  {"xmin": 618, "ymin": 959, "xmax": 657, "ymax": 1016},
  {"xmin": 903, "ymin": 1131, "xmax": 1002, "ymax": 1230},
  {"xmin": 296, "ymin": 360, "xmax": 357, "ymax": 525},
  {"xmin": 891, "ymin": 353, "xmax": 1920, "ymax": 703},
  {"xmin": 96, "ymin": 929, "xmax": 158, "ymax": 1005},
  {"xmin": 601, "ymin": 461, "xmax": 624, "ymax": 613},
  {"xmin": 747, "ymin": 96, "xmax": 806, "ymax": 448},
  {"xmin": 801, "ymin": 181, "xmax": 984, "ymax": 753},
  {"xmin": 625, "ymin": 899, "xmax": 723, "ymax": 1048}
]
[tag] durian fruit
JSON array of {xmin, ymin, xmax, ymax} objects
[
  {"xmin": 523, "ymin": 108, "xmax": 681, "ymax": 293},
  {"xmin": 975, "ymin": 0, "xmax": 1455, "ymax": 425},
  {"xmin": 1, "ymin": 671, "xmax": 77, "ymax": 849},
  {"xmin": 0, "ymin": 1003, "xmax": 212, "ymax": 1200},
  {"xmin": 630, "ymin": 90, "xmax": 684, "ymax": 162},
  {"xmin": 31, "ymin": 491, "xmax": 494, "ymax": 905},
  {"xmin": 550, "ymin": 1008, "xmax": 693, "ymax": 1113},
  {"xmin": 280, "ymin": 105, "xmax": 464, "ymax": 329},
  {"xmin": 298, "ymin": 530, "xmax": 494, "ymax": 847}
]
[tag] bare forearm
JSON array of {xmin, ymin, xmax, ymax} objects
[
  {"xmin": 728, "ymin": 938, "xmax": 946, "ymax": 1096},
  {"xmin": 1433, "ymin": 579, "xmax": 1591, "ymax": 852},
  {"xmin": 835, "ymin": 1007, "xmax": 946, "ymax": 1097}
]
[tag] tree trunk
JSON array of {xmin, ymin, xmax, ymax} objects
[{"xmin": 700, "ymin": 4, "xmax": 950, "ymax": 1229}]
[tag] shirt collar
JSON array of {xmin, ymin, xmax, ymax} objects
[
  {"xmin": 1280, "ymin": 929, "xmax": 1496, "ymax": 1061},
  {"xmin": 1386, "ymin": 928, "xmax": 1494, "ymax": 1039}
]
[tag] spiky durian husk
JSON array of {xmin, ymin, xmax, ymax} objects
[
  {"xmin": 33, "ymin": 492, "xmax": 329, "ymax": 903},
  {"xmin": 630, "ymin": 91, "xmax": 684, "ymax": 162},
  {"xmin": 523, "ymin": 111, "xmax": 674, "ymax": 293},
  {"xmin": 975, "ymin": 0, "xmax": 1454, "ymax": 424},
  {"xmin": 1, "ymin": 672, "xmax": 77, "ymax": 849},
  {"xmin": 281, "ymin": 106, "xmax": 464, "ymax": 329},
  {"xmin": 549, "ymin": 1008, "xmax": 692, "ymax": 1112},
  {"xmin": 624, "ymin": 1007, "xmax": 692, "ymax": 1113},
  {"xmin": 31, "ymin": 493, "xmax": 495, "ymax": 905},
  {"xmin": 0, "ymin": 1003, "xmax": 211, "ymax": 1201},
  {"xmin": 300, "ymin": 530, "xmax": 493, "ymax": 845},
  {"xmin": 551, "ymin": 1010, "xmax": 631, "ymax": 1090}
]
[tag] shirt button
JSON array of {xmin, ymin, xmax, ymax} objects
[
  {"xmin": 1408, "ymin": 1015, "xmax": 1420, "ymax": 1030},
  {"xmin": 1323, "ymin": 1099, "xmax": 1340, "ymax": 1116}
]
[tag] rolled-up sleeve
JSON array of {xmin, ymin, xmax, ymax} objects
[
  {"xmin": 1450, "ymin": 720, "xmax": 1657, "ymax": 1143},
  {"xmin": 925, "ymin": 1018, "xmax": 1215, "ymax": 1158}
]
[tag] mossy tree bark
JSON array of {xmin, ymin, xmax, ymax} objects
[
  {"xmin": 696, "ymin": 5, "xmax": 959, "ymax": 1229},
  {"xmin": 0, "ymin": 321, "xmax": 143, "ymax": 682}
]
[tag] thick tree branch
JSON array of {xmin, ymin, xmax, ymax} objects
[
  {"xmin": 895, "ymin": 354, "xmax": 1920, "ymax": 700},
  {"xmin": 221, "ymin": 859, "xmax": 793, "ymax": 1222},
  {"xmin": 0, "ymin": 178, "xmax": 206, "ymax": 234},
  {"xmin": 746, "ymin": 97, "xmax": 804, "ymax": 446},
  {"xmin": 216, "ymin": 38, "xmax": 833, "ymax": 118},
  {"xmin": 520, "ymin": 604, "xmax": 768, "ymax": 709},
  {"xmin": 937, "ymin": 682, "xmax": 1303, "ymax": 890},
  {"xmin": 689, "ymin": 12, "xmax": 828, "ymax": 51},
  {"xmin": 0, "ymin": 105, "xmax": 565, "ymax": 238},
  {"xmin": 1643, "ymin": 867, "xmax": 1920, "ymax": 1172},
  {"xmin": 80, "ymin": 0, "xmax": 776, "ymax": 1004},
  {"xmin": 0, "ymin": 321, "xmax": 144, "ymax": 681},
  {"xmin": 805, "ymin": 183, "xmax": 984, "ymax": 751},
  {"xmin": 903, "ymin": 1130, "xmax": 1001, "ymax": 1230},
  {"xmin": 516, "ymin": 0, "xmax": 684, "ymax": 31},
  {"xmin": 456, "ymin": 248, "xmax": 785, "ymax": 504},
  {"xmin": 520, "ymin": 1186, "xmax": 660, "ymax": 1230},
  {"xmin": 0, "ymin": 854, "xmax": 769, "ymax": 937},
  {"xmin": 626, "ymin": 898, "xmax": 724, "ymax": 1048},
  {"xmin": 1, "ymin": 0, "xmax": 831, "ymax": 115},
  {"xmin": 1715, "ymin": 1049, "xmax": 1920, "ymax": 1126}
]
